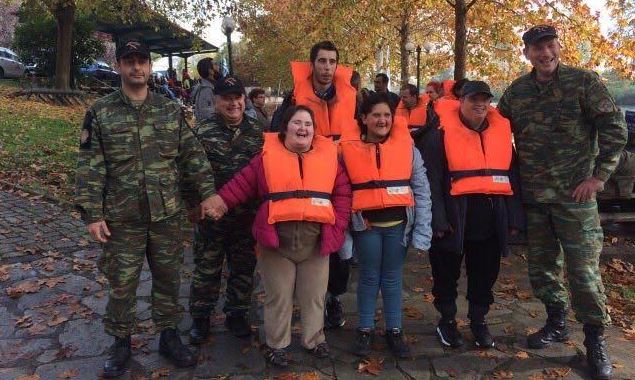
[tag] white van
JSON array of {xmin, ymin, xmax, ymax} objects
[{"xmin": 0, "ymin": 47, "xmax": 26, "ymax": 79}]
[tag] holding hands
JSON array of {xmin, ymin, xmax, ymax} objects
[{"xmin": 200, "ymin": 195, "xmax": 228, "ymax": 221}]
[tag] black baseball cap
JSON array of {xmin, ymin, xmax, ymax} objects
[
  {"xmin": 116, "ymin": 39, "xmax": 151, "ymax": 60},
  {"xmin": 215, "ymin": 75, "xmax": 245, "ymax": 96},
  {"xmin": 522, "ymin": 25, "xmax": 558, "ymax": 46},
  {"xmin": 461, "ymin": 80, "xmax": 493, "ymax": 98}
]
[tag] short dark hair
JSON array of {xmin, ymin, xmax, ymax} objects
[
  {"xmin": 375, "ymin": 73, "xmax": 389, "ymax": 84},
  {"xmin": 197, "ymin": 58, "xmax": 214, "ymax": 79},
  {"xmin": 401, "ymin": 84, "xmax": 418, "ymax": 97},
  {"xmin": 452, "ymin": 78, "xmax": 470, "ymax": 98},
  {"xmin": 278, "ymin": 105, "xmax": 316, "ymax": 141},
  {"xmin": 310, "ymin": 41, "xmax": 339, "ymax": 64},
  {"xmin": 359, "ymin": 92, "xmax": 395, "ymax": 134},
  {"xmin": 248, "ymin": 88, "xmax": 265, "ymax": 101}
]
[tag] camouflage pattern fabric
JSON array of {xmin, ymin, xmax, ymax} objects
[
  {"xmin": 189, "ymin": 112, "xmax": 264, "ymax": 317},
  {"xmin": 75, "ymin": 89, "xmax": 216, "ymax": 223},
  {"xmin": 525, "ymin": 202, "xmax": 610, "ymax": 326},
  {"xmin": 189, "ymin": 210, "xmax": 257, "ymax": 317},
  {"xmin": 74, "ymin": 89, "xmax": 216, "ymax": 337},
  {"xmin": 100, "ymin": 214, "xmax": 184, "ymax": 337},
  {"xmin": 498, "ymin": 64, "xmax": 627, "ymax": 204}
]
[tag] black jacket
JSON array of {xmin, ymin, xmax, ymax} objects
[{"xmin": 414, "ymin": 124, "xmax": 525, "ymax": 257}]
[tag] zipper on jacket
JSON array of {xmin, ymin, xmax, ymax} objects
[
  {"xmin": 375, "ymin": 143, "xmax": 381, "ymax": 169},
  {"xmin": 297, "ymin": 155, "xmax": 304, "ymax": 179}
]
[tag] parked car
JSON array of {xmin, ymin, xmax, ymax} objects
[
  {"xmin": 79, "ymin": 61, "xmax": 120, "ymax": 86},
  {"xmin": 0, "ymin": 47, "xmax": 26, "ymax": 79}
]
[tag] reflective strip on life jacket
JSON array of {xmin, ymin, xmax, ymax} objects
[
  {"xmin": 438, "ymin": 102, "xmax": 513, "ymax": 196},
  {"xmin": 291, "ymin": 61, "xmax": 358, "ymax": 138},
  {"xmin": 340, "ymin": 117, "xmax": 415, "ymax": 211},
  {"xmin": 262, "ymin": 133, "xmax": 338, "ymax": 224}
]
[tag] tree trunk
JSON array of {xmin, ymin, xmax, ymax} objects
[
  {"xmin": 53, "ymin": 4, "xmax": 75, "ymax": 90},
  {"xmin": 453, "ymin": 0, "xmax": 467, "ymax": 80},
  {"xmin": 399, "ymin": 11, "xmax": 410, "ymax": 86}
]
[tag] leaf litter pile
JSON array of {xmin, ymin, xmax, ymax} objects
[{"xmin": 601, "ymin": 258, "xmax": 635, "ymax": 340}]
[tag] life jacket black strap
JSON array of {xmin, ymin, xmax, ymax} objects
[
  {"xmin": 263, "ymin": 190, "xmax": 332, "ymax": 202},
  {"xmin": 351, "ymin": 179, "xmax": 411, "ymax": 191},
  {"xmin": 449, "ymin": 169, "xmax": 510, "ymax": 180}
]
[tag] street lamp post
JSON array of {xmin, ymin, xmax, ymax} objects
[
  {"xmin": 415, "ymin": 45, "xmax": 421, "ymax": 90},
  {"xmin": 221, "ymin": 16, "xmax": 235, "ymax": 75}
]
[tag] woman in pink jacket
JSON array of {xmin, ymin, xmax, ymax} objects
[{"xmin": 211, "ymin": 105, "xmax": 352, "ymax": 367}]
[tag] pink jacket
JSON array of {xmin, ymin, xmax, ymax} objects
[{"xmin": 217, "ymin": 153, "xmax": 352, "ymax": 256}]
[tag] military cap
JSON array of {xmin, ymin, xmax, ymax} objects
[
  {"xmin": 215, "ymin": 75, "xmax": 245, "ymax": 96},
  {"xmin": 522, "ymin": 25, "xmax": 558, "ymax": 46},
  {"xmin": 461, "ymin": 80, "xmax": 493, "ymax": 98},
  {"xmin": 116, "ymin": 39, "xmax": 151, "ymax": 60}
]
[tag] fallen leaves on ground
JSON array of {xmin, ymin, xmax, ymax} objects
[
  {"xmin": 403, "ymin": 306, "xmax": 423, "ymax": 319},
  {"xmin": 528, "ymin": 374, "xmax": 545, "ymax": 380},
  {"xmin": 601, "ymin": 259, "xmax": 635, "ymax": 335},
  {"xmin": 15, "ymin": 315, "xmax": 33, "ymax": 328},
  {"xmin": 56, "ymin": 345, "xmax": 76, "ymax": 359},
  {"xmin": 542, "ymin": 368, "xmax": 571, "ymax": 378},
  {"xmin": 6, "ymin": 280, "xmax": 41, "ymax": 298},
  {"xmin": 477, "ymin": 350, "xmax": 497, "ymax": 359},
  {"xmin": 47, "ymin": 314, "xmax": 69, "ymax": 327},
  {"xmin": 357, "ymin": 357, "xmax": 384, "ymax": 375},
  {"xmin": 56, "ymin": 368, "xmax": 79, "ymax": 379},
  {"xmin": 274, "ymin": 372, "xmax": 320, "ymax": 380},
  {"xmin": 150, "ymin": 368, "xmax": 170, "ymax": 378},
  {"xmin": 492, "ymin": 370, "xmax": 514, "ymax": 379},
  {"xmin": 16, "ymin": 375, "xmax": 41, "ymax": 380},
  {"xmin": 515, "ymin": 351, "xmax": 530, "ymax": 360}
]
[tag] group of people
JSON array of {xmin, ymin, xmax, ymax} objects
[{"xmin": 75, "ymin": 25, "xmax": 626, "ymax": 380}]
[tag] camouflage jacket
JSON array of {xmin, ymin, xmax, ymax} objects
[
  {"xmin": 192, "ymin": 112, "xmax": 264, "ymax": 190},
  {"xmin": 498, "ymin": 64, "xmax": 627, "ymax": 203},
  {"xmin": 75, "ymin": 89, "xmax": 216, "ymax": 224}
]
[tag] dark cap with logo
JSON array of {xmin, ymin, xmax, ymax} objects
[
  {"xmin": 215, "ymin": 75, "xmax": 245, "ymax": 96},
  {"xmin": 522, "ymin": 25, "xmax": 558, "ymax": 46},
  {"xmin": 116, "ymin": 39, "xmax": 151, "ymax": 60},
  {"xmin": 461, "ymin": 80, "xmax": 493, "ymax": 98}
]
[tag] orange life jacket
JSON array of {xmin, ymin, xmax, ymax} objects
[
  {"xmin": 291, "ymin": 62, "xmax": 358, "ymax": 139},
  {"xmin": 395, "ymin": 94, "xmax": 430, "ymax": 129},
  {"xmin": 437, "ymin": 101, "xmax": 513, "ymax": 196},
  {"xmin": 442, "ymin": 80, "xmax": 456, "ymax": 99},
  {"xmin": 340, "ymin": 117, "xmax": 415, "ymax": 211},
  {"xmin": 262, "ymin": 133, "xmax": 338, "ymax": 224},
  {"xmin": 434, "ymin": 98, "xmax": 460, "ymax": 128}
]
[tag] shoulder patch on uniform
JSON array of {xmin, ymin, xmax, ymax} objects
[{"xmin": 80, "ymin": 110, "xmax": 93, "ymax": 150}]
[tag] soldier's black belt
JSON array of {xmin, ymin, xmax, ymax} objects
[
  {"xmin": 449, "ymin": 169, "xmax": 510, "ymax": 180},
  {"xmin": 351, "ymin": 179, "xmax": 411, "ymax": 191},
  {"xmin": 263, "ymin": 190, "xmax": 332, "ymax": 202}
]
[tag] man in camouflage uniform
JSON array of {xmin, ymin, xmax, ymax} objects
[
  {"xmin": 75, "ymin": 39, "xmax": 220, "ymax": 377},
  {"xmin": 498, "ymin": 25, "xmax": 627, "ymax": 380},
  {"xmin": 188, "ymin": 75, "xmax": 264, "ymax": 343}
]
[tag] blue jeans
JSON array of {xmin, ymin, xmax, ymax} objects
[{"xmin": 354, "ymin": 222, "xmax": 407, "ymax": 330}]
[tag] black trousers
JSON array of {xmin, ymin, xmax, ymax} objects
[
  {"xmin": 429, "ymin": 234, "xmax": 501, "ymax": 308},
  {"xmin": 327, "ymin": 254, "xmax": 350, "ymax": 297}
]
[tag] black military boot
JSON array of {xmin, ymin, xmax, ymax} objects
[
  {"xmin": 159, "ymin": 328, "xmax": 197, "ymax": 367},
  {"xmin": 225, "ymin": 311, "xmax": 251, "ymax": 337},
  {"xmin": 527, "ymin": 305, "xmax": 569, "ymax": 349},
  {"xmin": 435, "ymin": 301, "xmax": 464, "ymax": 348},
  {"xmin": 103, "ymin": 335, "xmax": 131, "ymax": 378},
  {"xmin": 583, "ymin": 324, "xmax": 612, "ymax": 380},
  {"xmin": 469, "ymin": 303, "xmax": 495, "ymax": 349},
  {"xmin": 189, "ymin": 316, "xmax": 210, "ymax": 345},
  {"xmin": 385, "ymin": 328, "xmax": 412, "ymax": 359}
]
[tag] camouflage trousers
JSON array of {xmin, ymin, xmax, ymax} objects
[
  {"xmin": 189, "ymin": 207, "xmax": 257, "ymax": 318},
  {"xmin": 99, "ymin": 214, "xmax": 184, "ymax": 338},
  {"xmin": 525, "ymin": 202, "xmax": 610, "ymax": 326}
]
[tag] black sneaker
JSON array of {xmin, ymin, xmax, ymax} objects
[
  {"xmin": 225, "ymin": 312, "xmax": 251, "ymax": 337},
  {"xmin": 189, "ymin": 316, "xmax": 210, "ymax": 345},
  {"xmin": 103, "ymin": 336, "xmax": 131, "ymax": 378},
  {"xmin": 436, "ymin": 320, "xmax": 464, "ymax": 348},
  {"xmin": 353, "ymin": 328, "xmax": 373, "ymax": 357},
  {"xmin": 471, "ymin": 323, "xmax": 495, "ymax": 349},
  {"xmin": 325, "ymin": 296, "xmax": 346, "ymax": 329},
  {"xmin": 262, "ymin": 345, "xmax": 289, "ymax": 368},
  {"xmin": 385, "ymin": 328, "xmax": 412, "ymax": 359},
  {"xmin": 306, "ymin": 342, "xmax": 330, "ymax": 359}
]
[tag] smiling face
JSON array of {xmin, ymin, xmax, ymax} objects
[
  {"xmin": 284, "ymin": 110, "xmax": 315, "ymax": 153},
  {"xmin": 524, "ymin": 37, "xmax": 561, "ymax": 81},
  {"xmin": 460, "ymin": 93, "xmax": 491, "ymax": 127},
  {"xmin": 362, "ymin": 102, "xmax": 393, "ymax": 142},
  {"xmin": 116, "ymin": 54, "xmax": 151, "ymax": 88},
  {"xmin": 215, "ymin": 93, "xmax": 245, "ymax": 125}
]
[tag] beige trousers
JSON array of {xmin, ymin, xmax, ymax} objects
[{"xmin": 258, "ymin": 245, "xmax": 330, "ymax": 349}]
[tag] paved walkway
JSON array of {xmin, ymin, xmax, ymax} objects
[{"xmin": 1, "ymin": 189, "xmax": 634, "ymax": 380}]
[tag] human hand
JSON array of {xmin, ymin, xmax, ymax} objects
[
  {"xmin": 200, "ymin": 195, "xmax": 228, "ymax": 221},
  {"xmin": 572, "ymin": 177, "xmax": 604, "ymax": 203},
  {"xmin": 87, "ymin": 220, "xmax": 111, "ymax": 243}
]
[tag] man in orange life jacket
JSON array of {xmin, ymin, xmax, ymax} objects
[
  {"xmin": 418, "ymin": 80, "xmax": 524, "ymax": 349},
  {"xmin": 396, "ymin": 84, "xmax": 430, "ymax": 133},
  {"xmin": 271, "ymin": 40, "xmax": 358, "ymax": 330}
]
